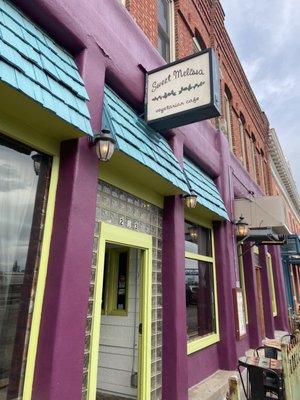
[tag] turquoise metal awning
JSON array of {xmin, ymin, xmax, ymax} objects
[
  {"xmin": 0, "ymin": 0, "xmax": 92, "ymax": 135},
  {"xmin": 103, "ymin": 86, "xmax": 190, "ymax": 194},
  {"xmin": 184, "ymin": 158, "xmax": 229, "ymax": 220}
]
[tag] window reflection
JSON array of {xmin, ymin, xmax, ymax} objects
[
  {"xmin": 185, "ymin": 221, "xmax": 212, "ymax": 256},
  {"xmin": 185, "ymin": 259, "xmax": 216, "ymax": 339},
  {"xmin": 0, "ymin": 134, "xmax": 51, "ymax": 400}
]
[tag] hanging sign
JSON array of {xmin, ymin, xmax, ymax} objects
[{"xmin": 145, "ymin": 48, "xmax": 221, "ymax": 131}]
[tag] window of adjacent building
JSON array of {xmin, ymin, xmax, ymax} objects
[
  {"xmin": 254, "ymin": 147, "xmax": 262, "ymax": 186},
  {"xmin": 157, "ymin": 0, "xmax": 172, "ymax": 62},
  {"xmin": 267, "ymin": 252, "xmax": 278, "ymax": 316},
  {"xmin": 193, "ymin": 30, "xmax": 206, "ymax": 53},
  {"xmin": 102, "ymin": 248, "xmax": 129, "ymax": 316},
  {"xmin": 238, "ymin": 116, "xmax": 247, "ymax": 166},
  {"xmin": 260, "ymin": 150, "xmax": 266, "ymax": 192},
  {"xmin": 185, "ymin": 221, "xmax": 219, "ymax": 354},
  {"xmin": 223, "ymin": 86, "xmax": 233, "ymax": 150},
  {"xmin": 251, "ymin": 135, "xmax": 257, "ymax": 181},
  {"xmin": 0, "ymin": 133, "xmax": 52, "ymax": 399},
  {"xmin": 237, "ymin": 244, "xmax": 248, "ymax": 323}
]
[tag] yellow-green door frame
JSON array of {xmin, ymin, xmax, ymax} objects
[{"xmin": 87, "ymin": 222, "xmax": 153, "ymax": 400}]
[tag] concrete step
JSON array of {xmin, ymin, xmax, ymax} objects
[{"xmin": 188, "ymin": 370, "xmax": 240, "ymax": 400}]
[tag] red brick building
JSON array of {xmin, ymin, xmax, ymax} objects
[{"xmin": 123, "ymin": 0, "xmax": 271, "ymax": 196}]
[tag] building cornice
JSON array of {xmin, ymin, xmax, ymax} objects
[{"xmin": 269, "ymin": 128, "xmax": 300, "ymax": 216}]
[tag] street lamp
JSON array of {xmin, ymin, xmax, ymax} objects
[{"xmin": 236, "ymin": 215, "xmax": 249, "ymax": 239}]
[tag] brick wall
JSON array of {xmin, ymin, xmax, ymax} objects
[
  {"xmin": 125, "ymin": 0, "xmax": 157, "ymax": 46},
  {"xmin": 124, "ymin": 0, "xmax": 272, "ymax": 195}
]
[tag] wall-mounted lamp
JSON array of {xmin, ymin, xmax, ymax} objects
[
  {"xmin": 236, "ymin": 215, "xmax": 249, "ymax": 239},
  {"xmin": 183, "ymin": 190, "xmax": 198, "ymax": 209},
  {"xmin": 89, "ymin": 128, "xmax": 116, "ymax": 162},
  {"xmin": 31, "ymin": 153, "xmax": 43, "ymax": 176}
]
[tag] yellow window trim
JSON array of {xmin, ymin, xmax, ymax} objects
[
  {"xmin": 23, "ymin": 156, "xmax": 60, "ymax": 400},
  {"xmin": 187, "ymin": 333, "xmax": 220, "ymax": 354},
  {"xmin": 185, "ymin": 251, "xmax": 213, "ymax": 263},
  {"xmin": 87, "ymin": 222, "xmax": 152, "ymax": 400},
  {"xmin": 185, "ymin": 226, "xmax": 220, "ymax": 354}
]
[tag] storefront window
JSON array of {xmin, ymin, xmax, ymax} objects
[
  {"xmin": 185, "ymin": 258, "xmax": 215, "ymax": 338},
  {"xmin": 237, "ymin": 244, "xmax": 248, "ymax": 324},
  {"xmin": 184, "ymin": 221, "xmax": 219, "ymax": 353},
  {"xmin": 0, "ymin": 134, "xmax": 51, "ymax": 399}
]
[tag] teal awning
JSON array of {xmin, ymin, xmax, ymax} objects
[
  {"xmin": 184, "ymin": 158, "xmax": 229, "ymax": 220},
  {"xmin": 103, "ymin": 86, "xmax": 190, "ymax": 194},
  {"xmin": 0, "ymin": 0, "xmax": 92, "ymax": 135}
]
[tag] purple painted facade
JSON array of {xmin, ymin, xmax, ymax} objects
[{"xmin": 10, "ymin": 1, "xmax": 290, "ymax": 399}]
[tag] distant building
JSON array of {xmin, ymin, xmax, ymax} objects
[{"xmin": 269, "ymin": 128, "xmax": 300, "ymax": 234}]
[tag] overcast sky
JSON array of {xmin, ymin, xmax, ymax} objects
[{"xmin": 221, "ymin": 0, "xmax": 300, "ymax": 191}]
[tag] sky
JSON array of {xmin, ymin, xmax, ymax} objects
[{"xmin": 221, "ymin": 0, "xmax": 300, "ymax": 191}]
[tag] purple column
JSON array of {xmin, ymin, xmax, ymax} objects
[
  {"xmin": 259, "ymin": 246, "xmax": 275, "ymax": 338},
  {"xmin": 243, "ymin": 243, "xmax": 261, "ymax": 348},
  {"xmin": 214, "ymin": 221, "xmax": 238, "ymax": 369},
  {"xmin": 32, "ymin": 50, "xmax": 105, "ymax": 400},
  {"xmin": 215, "ymin": 134, "xmax": 238, "ymax": 370},
  {"xmin": 32, "ymin": 138, "xmax": 99, "ymax": 400},
  {"xmin": 270, "ymin": 246, "xmax": 290, "ymax": 331},
  {"xmin": 162, "ymin": 195, "xmax": 188, "ymax": 400},
  {"xmin": 162, "ymin": 133, "xmax": 188, "ymax": 399}
]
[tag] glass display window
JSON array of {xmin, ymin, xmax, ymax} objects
[{"xmin": 184, "ymin": 220, "xmax": 219, "ymax": 354}]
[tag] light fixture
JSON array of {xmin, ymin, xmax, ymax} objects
[
  {"xmin": 236, "ymin": 215, "xmax": 249, "ymax": 239},
  {"xmin": 188, "ymin": 225, "xmax": 198, "ymax": 241},
  {"xmin": 183, "ymin": 190, "xmax": 197, "ymax": 209},
  {"xmin": 90, "ymin": 128, "xmax": 116, "ymax": 162},
  {"xmin": 31, "ymin": 153, "xmax": 43, "ymax": 176}
]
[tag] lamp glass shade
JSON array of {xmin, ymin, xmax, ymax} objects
[
  {"xmin": 95, "ymin": 131, "xmax": 115, "ymax": 162},
  {"xmin": 184, "ymin": 193, "xmax": 197, "ymax": 209},
  {"xmin": 236, "ymin": 219, "xmax": 249, "ymax": 238}
]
